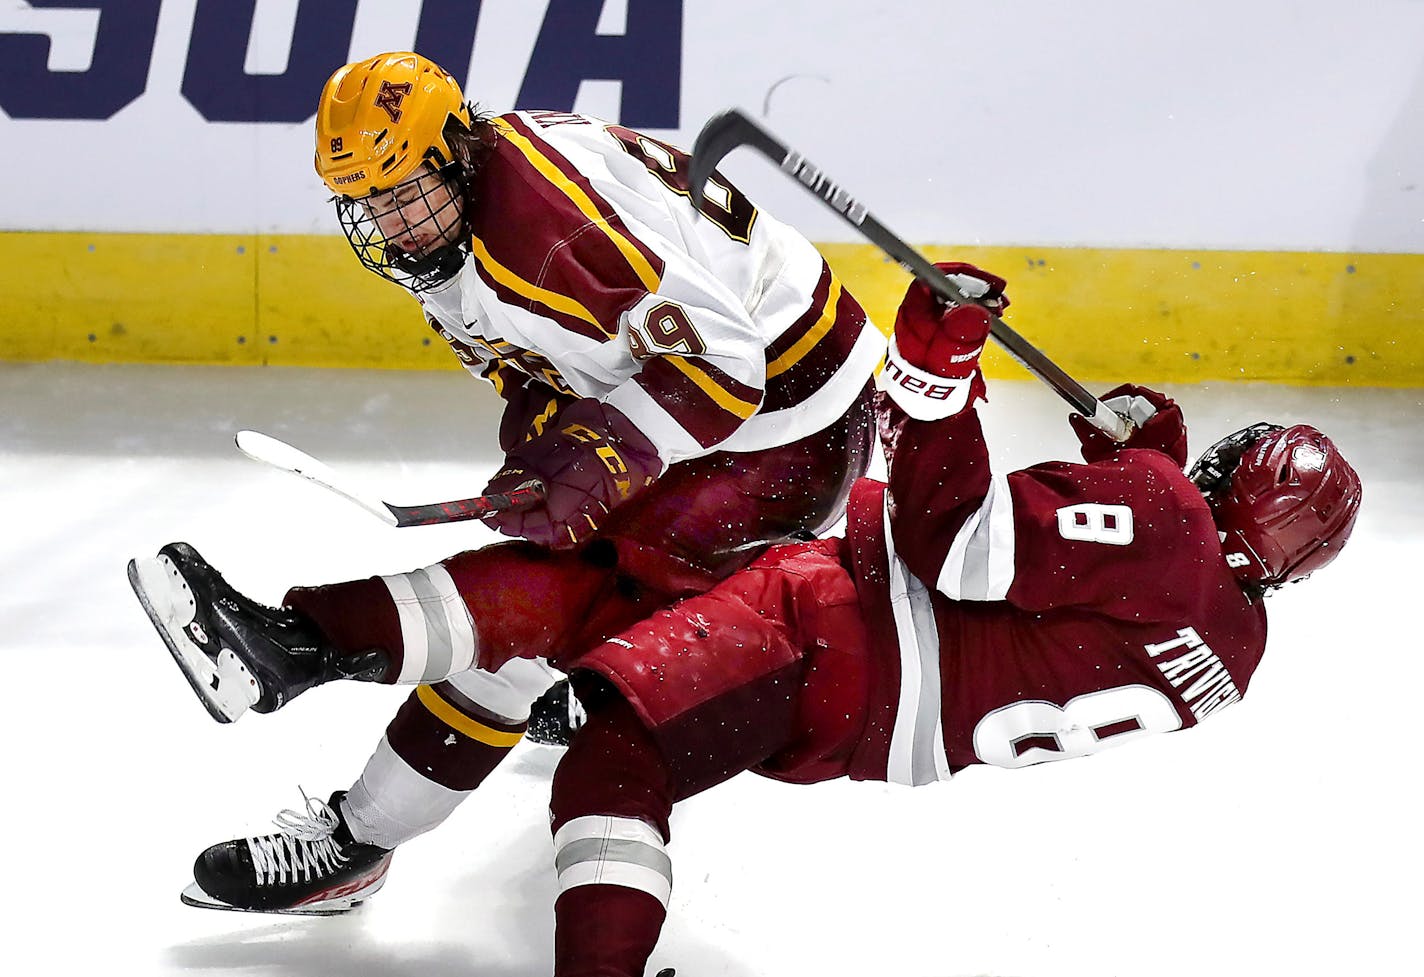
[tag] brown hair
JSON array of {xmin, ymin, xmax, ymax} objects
[
  {"xmin": 446, "ymin": 107, "xmax": 497, "ymax": 170},
  {"xmin": 442, "ymin": 105, "xmax": 499, "ymax": 220}
]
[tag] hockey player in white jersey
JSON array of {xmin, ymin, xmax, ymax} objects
[
  {"xmin": 130, "ymin": 51, "xmax": 891, "ymax": 913},
  {"xmin": 314, "ymin": 51, "xmax": 883, "ymax": 561}
]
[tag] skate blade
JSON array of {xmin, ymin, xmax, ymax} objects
[
  {"xmin": 179, "ymin": 881, "xmax": 363, "ymax": 917},
  {"xmin": 128, "ymin": 556, "xmax": 261, "ymax": 723}
]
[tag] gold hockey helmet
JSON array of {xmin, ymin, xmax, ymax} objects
[{"xmin": 315, "ymin": 51, "xmax": 473, "ymax": 198}]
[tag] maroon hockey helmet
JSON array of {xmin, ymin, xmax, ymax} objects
[{"xmin": 1189, "ymin": 423, "xmax": 1362, "ymax": 587}]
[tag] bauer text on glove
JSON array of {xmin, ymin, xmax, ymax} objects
[{"xmin": 882, "ymin": 261, "xmax": 1008, "ymax": 420}]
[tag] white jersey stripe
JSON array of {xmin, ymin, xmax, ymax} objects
[
  {"xmin": 422, "ymin": 564, "xmax": 477, "ymax": 675},
  {"xmin": 552, "ymin": 815, "xmax": 672, "ymax": 907},
  {"xmin": 406, "ymin": 569, "xmax": 453, "ymax": 680},
  {"xmin": 983, "ymin": 474, "xmax": 1017, "ymax": 599},
  {"xmin": 717, "ymin": 321, "xmax": 884, "ymax": 453},
  {"xmin": 382, "ymin": 572, "xmax": 428, "ymax": 684},
  {"xmin": 444, "ymin": 657, "xmax": 564, "ymax": 724},
  {"xmin": 932, "ymin": 703, "xmax": 952, "ymax": 781},
  {"xmin": 381, "ymin": 565, "xmax": 478, "ymax": 684},
  {"xmin": 936, "ymin": 472, "xmax": 1016, "ymax": 601},
  {"xmin": 904, "ymin": 569, "xmax": 950, "ymax": 784},
  {"xmin": 883, "ymin": 497, "xmax": 952, "ymax": 786}
]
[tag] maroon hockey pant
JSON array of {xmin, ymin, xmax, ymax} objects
[
  {"xmin": 288, "ymin": 384, "xmax": 873, "ymax": 670},
  {"xmin": 547, "ymin": 539, "xmax": 870, "ymax": 977},
  {"xmin": 284, "ymin": 389, "xmax": 872, "ymax": 779}
]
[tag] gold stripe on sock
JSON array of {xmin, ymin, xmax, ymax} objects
[{"xmin": 416, "ymin": 685, "xmax": 525, "ymax": 748}]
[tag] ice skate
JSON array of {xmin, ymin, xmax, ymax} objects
[
  {"xmin": 127, "ymin": 542, "xmax": 388, "ymax": 723},
  {"xmin": 182, "ymin": 791, "xmax": 393, "ymax": 915}
]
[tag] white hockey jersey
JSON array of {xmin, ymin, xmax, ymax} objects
[{"xmin": 414, "ymin": 111, "xmax": 885, "ymax": 468}]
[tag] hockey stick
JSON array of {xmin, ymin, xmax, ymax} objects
[
  {"xmin": 688, "ymin": 109, "xmax": 1131, "ymax": 441},
  {"xmin": 234, "ymin": 430, "xmax": 545, "ymax": 528}
]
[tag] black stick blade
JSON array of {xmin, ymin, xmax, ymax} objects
[{"xmin": 689, "ymin": 108, "xmax": 788, "ymax": 208}]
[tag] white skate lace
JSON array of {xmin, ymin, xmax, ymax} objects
[{"xmin": 245, "ymin": 789, "xmax": 350, "ymax": 887}]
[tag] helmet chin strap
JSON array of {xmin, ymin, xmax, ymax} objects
[{"xmin": 388, "ymin": 241, "xmax": 467, "ymax": 285}]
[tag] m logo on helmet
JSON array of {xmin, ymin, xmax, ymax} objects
[{"xmin": 374, "ymin": 81, "xmax": 414, "ymax": 123}]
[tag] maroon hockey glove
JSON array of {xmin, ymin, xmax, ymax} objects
[
  {"xmin": 893, "ymin": 262, "xmax": 1008, "ymax": 377},
  {"xmin": 494, "ymin": 374, "xmax": 579, "ymax": 454},
  {"xmin": 482, "ymin": 398, "xmax": 663, "ymax": 549},
  {"xmin": 886, "ymin": 262, "xmax": 1007, "ymax": 416},
  {"xmin": 1069, "ymin": 384, "xmax": 1189, "ymax": 467}
]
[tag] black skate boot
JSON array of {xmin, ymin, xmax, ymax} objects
[
  {"xmin": 127, "ymin": 542, "xmax": 388, "ymax": 723},
  {"xmin": 183, "ymin": 791, "xmax": 392, "ymax": 915}
]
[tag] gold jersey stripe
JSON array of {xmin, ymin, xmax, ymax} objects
[
  {"xmin": 482, "ymin": 360, "xmax": 508, "ymax": 396},
  {"xmin": 668, "ymin": 356, "xmax": 760, "ymax": 420},
  {"xmin": 500, "ymin": 124, "xmax": 663, "ymax": 294},
  {"xmin": 416, "ymin": 684, "xmax": 525, "ymax": 748},
  {"xmin": 468, "ymin": 235, "xmax": 605, "ymax": 332},
  {"xmin": 767, "ymin": 273, "xmax": 844, "ymax": 379}
]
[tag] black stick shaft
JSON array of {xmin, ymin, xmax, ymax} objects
[
  {"xmin": 689, "ymin": 109, "xmax": 1128, "ymax": 440},
  {"xmin": 385, "ymin": 481, "xmax": 545, "ymax": 528}
]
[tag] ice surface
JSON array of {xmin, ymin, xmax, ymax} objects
[{"xmin": 3, "ymin": 362, "xmax": 1419, "ymax": 977}]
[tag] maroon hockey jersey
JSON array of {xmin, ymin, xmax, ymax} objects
[{"xmin": 844, "ymin": 403, "xmax": 1267, "ymax": 785}]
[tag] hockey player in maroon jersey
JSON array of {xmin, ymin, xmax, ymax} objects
[
  {"xmin": 133, "ymin": 260, "xmax": 1360, "ymax": 977},
  {"xmin": 536, "ymin": 271, "xmax": 1361, "ymax": 976}
]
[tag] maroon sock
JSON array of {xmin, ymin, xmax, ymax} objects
[
  {"xmin": 283, "ymin": 576, "xmax": 405, "ymax": 682},
  {"xmin": 549, "ymin": 694, "xmax": 678, "ymax": 977},
  {"xmin": 554, "ymin": 884, "xmax": 668, "ymax": 977}
]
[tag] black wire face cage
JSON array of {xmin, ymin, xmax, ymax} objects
[
  {"xmin": 333, "ymin": 164, "xmax": 468, "ymax": 293},
  {"xmin": 1187, "ymin": 422, "xmax": 1285, "ymax": 496}
]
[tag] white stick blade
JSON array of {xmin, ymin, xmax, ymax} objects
[{"xmin": 234, "ymin": 430, "xmax": 398, "ymax": 525}]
